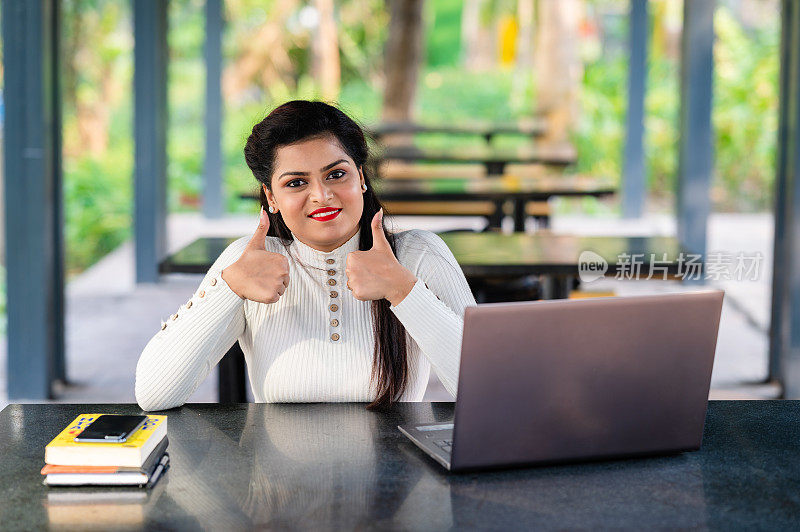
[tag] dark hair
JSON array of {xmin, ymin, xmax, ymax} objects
[{"xmin": 243, "ymin": 100, "xmax": 408, "ymax": 409}]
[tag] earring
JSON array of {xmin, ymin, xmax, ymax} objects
[
  {"xmin": 268, "ymin": 205, "xmax": 275, "ymax": 214},
  {"xmin": 361, "ymin": 183, "xmax": 368, "ymax": 192}
]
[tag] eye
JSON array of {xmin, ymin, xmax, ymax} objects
[
  {"xmin": 286, "ymin": 179, "xmax": 306, "ymax": 188},
  {"xmin": 328, "ymin": 170, "xmax": 346, "ymax": 179}
]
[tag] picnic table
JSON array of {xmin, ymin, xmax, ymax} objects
[
  {"xmin": 366, "ymin": 118, "xmax": 547, "ymax": 143},
  {"xmin": 159, "ymin": 232, "xmax": 686, "ymax": 402},
  {"xmin": 372, "ymin": 143, "xmax": 577, "ymax": 176},
  {"xmin": 240, "ymin": 175, "xmax": 616, "ymax": 231}
]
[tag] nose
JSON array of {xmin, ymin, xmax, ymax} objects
[{"xmin": 309, "ymin": 178, "xmax": 334, "ymax": 203}]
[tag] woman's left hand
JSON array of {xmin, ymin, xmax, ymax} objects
[{"xmin": 346, "ymin": 209, "xmax": 417, "ymax": 305}]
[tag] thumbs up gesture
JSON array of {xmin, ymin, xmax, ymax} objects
[
  {"xmin": 345, "ymin": 209, "xmax": 417, "ymax": 305},
  {"xmin": 221, "ymin": 208, "xmax": 291, "ymax": 304}
]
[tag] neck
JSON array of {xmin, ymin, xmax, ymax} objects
[{"xmin": 294, "ymin": 226, "xmax": 360, "ymax": 253}]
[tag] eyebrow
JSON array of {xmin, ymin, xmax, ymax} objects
[{"xmin": 278, "ymin": 159, "xmax": 349, "ymax": 180}]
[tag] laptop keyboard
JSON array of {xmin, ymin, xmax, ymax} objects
[{"xmin": 434, "ymin": 439, "xmax": 453, "ymax": 453}]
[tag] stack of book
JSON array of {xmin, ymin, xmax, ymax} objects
[{"xmin": 41, "ymin": 414, "xmax": 169, "ymax": 488}]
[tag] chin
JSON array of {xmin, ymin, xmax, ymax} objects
[{"xmin": 298, "ymin": 218, "xmax": 359, "ymax": 247}]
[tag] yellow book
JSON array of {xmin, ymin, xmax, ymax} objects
[{"xmin": 45, "ymin": 414, "xmax": 167, "ymax": 467}]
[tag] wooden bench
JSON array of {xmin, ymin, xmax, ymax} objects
[{"xmin": 384, "ymin": 199, "xmax": 552, "ymax": 229}]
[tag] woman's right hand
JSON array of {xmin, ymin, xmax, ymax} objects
[{"xmin": 221, "ymin": 208, "xmax": 290, "ymax": 304}]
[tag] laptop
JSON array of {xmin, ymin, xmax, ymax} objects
[{"xmin": 399, "ymin": 290, "xmax": 724, "ymax": 472}]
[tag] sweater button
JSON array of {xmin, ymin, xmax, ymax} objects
[
  {"xmin": 326, "ymin": 258, "xmax": 335, "ymax": 264},
  {"xmin": 327, "ymin": 269, "xmax": 336, "ymax": 276},
  {"xmin": 330, "ymin": 291, "xmax": 338, "ymax": 298},
  {"xmin": 331, "ymin": 333, "xmax": 340, "ymax": 341},
  {"xmin": 330, "ymin": 319, "xmax": 339, "ymax": 327},
  {"xmin": 161, "ymin": 322, "xmax": 167, "ymax": 330},
  {"xmin": 171, "ymin": 313, "xmax": 178, "ymax": 320},
  {"xmin": 199, "ymin": 290, "xmax": 205, "ymax": 297},
  {"xmin": 330, "ymin": 304, "xmax": 339, "ymax": 312},
  {"xmin": 186, "ymin": 300, "xmax": 193, "ymax": 309},
  {"xmin": 210, "ymin": 278, "xmax": 217, "ymax": 286},
  {"xmin": 327, "ymin": 279, "xmax": 336, "ymax": 286}
]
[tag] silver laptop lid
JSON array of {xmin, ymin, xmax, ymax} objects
[{"xmin": 450, "ymin": 290, "xmax": 724, "ymax": 471}]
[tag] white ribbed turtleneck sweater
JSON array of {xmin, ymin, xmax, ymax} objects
[{"xmin": 135, "ymin": 229, "xmax": 477, "ymax": 410}]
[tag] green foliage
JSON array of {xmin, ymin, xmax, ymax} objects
[
  {"xmin": 64, "ymin": 144, "xmax": 133, "ymax": 277},
  {"xmin": 418, "ymin": 67, "xmax": 536, "ymax": 122},
  {"xmin": 58, "ymin": 1, "xmax": 780, "ymax": 277},
  {"xmin": 167, "ymin": 0, "xmax": 206, "ymax": 213},
  {"xmin": 575, "ymin": 4, "xmax": 778, "ymax": 213},
  {"xmin": 576, "ymin": 55, "xmax": 628, "ymax": 191},
  {"xmin": 712, "ymin": 6, "xmax": 779, "ymax": 211},
  {"xmin": 224, "ymin": 102, "xmax": 271, "ymax": 214},
  {"xmin": 61, "ymin": 0, "xmax": 133, "ymax": 277},
  {"xmin": 425, "ymin": 0, "xmax": 464, "ymax": 68},
  {"xmin": 338, "ymin": 0, "xmax": 389, "ymax": 86},
  {"xmin": 643, "ymin": 57, "xmax": 679, "ymax": 199},
  {"xmin": 575, "ymin": 18, "xmax": 682, "ymax": 213}
]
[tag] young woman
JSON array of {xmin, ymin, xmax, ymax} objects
[{"xmin": 135, "ymin": 100, "xmax": 476, "ymax": 411}]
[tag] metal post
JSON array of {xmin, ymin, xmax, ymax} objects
[
  {"xmin": 2, "ymin": 0, "xmax": 63, "ymax": 398},
  {"xmin": 134, "ymin": 0, "xmax": 169, "ymax": 283},
  {"xmin": 772, "ymin": 0, "xmax": 800, "ymax": 397},
  {"xmin": 676, "ymin": 0, "xmax": 715, "ymax": 265},
  {"xmin": 622, "ymin": 0, "xmax": 648, "ymax": 219},
  {"xmin": 51, "ymin": 0, "xmax": 66, "ymax": 383},
  {"xmin": 203, "ymin": 0, "xmax": 224, "ymax": 219},
  {"xmin": 768, "ymin": 0, "xmax": 794, "ymax": 386}
]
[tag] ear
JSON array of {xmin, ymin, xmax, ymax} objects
[
  {"xmin": 358, "ymin": 165, "xmax": 365, "ymax": 189},
  {"xmin": 263, "ymin": 183, "xmax": 278, "ymax": 212}
]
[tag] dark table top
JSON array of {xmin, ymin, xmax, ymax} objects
[
  {"xmin": 160, "ymin": 236, "xmax": 245, "ymax": 274},
  {"xmin": 373, "ymin": 143, "xmax": 578, "ymax": 167},
  {"xmin": 438, "ymin": 232, "xmax": 685, "ymax": 277},
  {"xmin": 372, "ymin": 175, "xmax": 615, "ymax": 202},
  {"xmin": 366, "ymin": 118, "xmax": 546, "ymax": 138},
  {"xmin": 158, "ymin": 233, "xmax": 685, "ymax": 278},
  {"xmin": 2, "ymin": 401, "xmax": 799, "ymax": 530}
]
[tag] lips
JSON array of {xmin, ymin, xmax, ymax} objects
[{"xmin": 308, "ymin": 208, "xmax": 342, "ymax": 221}]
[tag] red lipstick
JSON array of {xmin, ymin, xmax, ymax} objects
[{"xmin": 308, "ymin": 207, "xmax": 342, "ymax": 222}]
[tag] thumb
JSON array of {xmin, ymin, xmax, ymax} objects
[
  {"xmin": 370, "ymin": 208, "xmax": 390, "ymax": 251},
  {"xmin": 247, "ymin": 207, "xmax": 269, "ymax": 250}
]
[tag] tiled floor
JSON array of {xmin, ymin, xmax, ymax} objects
[{"xmin": 0, "ymin": 211, "xmax": 778, "ymax": 410}]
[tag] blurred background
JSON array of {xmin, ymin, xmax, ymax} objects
[{"xmin": 0, "ymin": 0, "xmax": 789, "ymax": 407}]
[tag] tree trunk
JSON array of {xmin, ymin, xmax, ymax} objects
[
  {"xmin": 312, "ymin": 0, "xmax": 340, "ymax": 102},
  {"xmin": 381, "ymin": 0, "xmax": 425, "ymax": 124},
  {"xmin": 534, "ymin": 0, "xmax": 583, "ymax": 144}
]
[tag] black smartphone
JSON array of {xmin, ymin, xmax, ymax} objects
[{"xmin": 73, "ymin": 414, "xmax": 148, "ymax": 443}]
